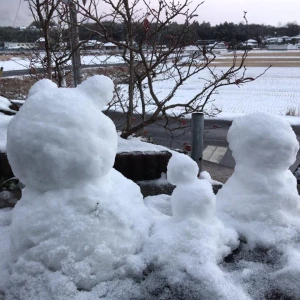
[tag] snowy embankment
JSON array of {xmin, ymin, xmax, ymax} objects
[{"xmin": 0, "ymin": 75, "xmax": 300, "ymax": 299}]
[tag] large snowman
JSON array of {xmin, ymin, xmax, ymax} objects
[{"xmin": 5, "ymin": 75, "xmax": 152, "ymax": 299}]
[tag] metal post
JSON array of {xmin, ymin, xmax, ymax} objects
[
  {"xmin": 191, "ymin": 112, "xmax": 204, "ymax": 173},
  {"xmin": 68, "ymin": 1, "xmax": 82, "ymax": 87}
]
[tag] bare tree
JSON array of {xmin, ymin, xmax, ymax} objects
[
  {"xmin": 27, "ymin": 0, "xmax": 61, "ymax": 80},
  {"xmin": 26, "ymin": 0, "xmax": 87, "ymax": 87},
  {"xmin": 30, "ymin": 0, "xmax": 269, "ymax": 139}
]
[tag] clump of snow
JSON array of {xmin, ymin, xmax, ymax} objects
[
  {"xmin": 0, "ymin": 96, "xmax": 16, "ymax": 152},
  {"xmin": 78, "ymin": 75, "xmax": 114, "ymax": 110},
  {"xmin": 199, "ymin": 170, "xmax": 222, "ymax": 185},
  {"xmin": 167, "ymin": 154, "xmax": 216, "ymax": 220},
  {"xmin": 4, "ymin": 75, "xmax": 152, "ymax": 299},
  {"xmin": 167, "ymin": 152, "xmax": 199, "ymax": 186},
  {"xmin": 0, "ymin": 96, "xmax": 14, "ymax": 112}
]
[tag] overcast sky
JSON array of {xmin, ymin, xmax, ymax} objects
[{"xmin": 0, "ymin": 0, "xmax": 299, "ymax": 28}]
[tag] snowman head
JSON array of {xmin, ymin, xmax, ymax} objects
[
  {"xmin": 7, "ymin": 75, "xmax": 117, "ymax": 192},
  {"xmin": 167, "ymin": 154, "xmax": 199, "ymax": 186},
  {"xmin": 228, "ymin": 112, "xmax": 299, "ymax": 171}
]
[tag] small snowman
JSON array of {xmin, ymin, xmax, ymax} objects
[
  {"xmin": 217, "ymin": 112, "xmax": 300, "ymax": 247},
  {"xmin": 142, "ymin": 153, "xmax": 238, "ymax": 291},
  {"xmin": 5, "ymin": 75, "xmax": 152, "ymax": 299},
  {"xmin": 167, "ymin": 153, "xmax": 216, "ymax": 221}
]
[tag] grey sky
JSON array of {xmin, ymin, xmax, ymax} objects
[{"xmin": 0, "ymin": 0, "xmax": 299, "ymax": 28}]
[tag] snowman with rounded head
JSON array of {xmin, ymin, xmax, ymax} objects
[
  {"xmin": 5, "ymin": 75, "xmax": 152, "ymax": 299},
  {"xmin": 217, "ymin": 112, "xmax": 300, "ymax": 247},
  {"xmin": 142, "ymin": 153, "xmax": 239, "ymax": 294}
]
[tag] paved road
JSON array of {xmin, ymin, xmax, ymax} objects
[{"xmin": 106, "ymin": 111, "xmax": 300, "ymax": 172}]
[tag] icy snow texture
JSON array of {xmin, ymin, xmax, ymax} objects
[
  {"xmin": 5, "ymin": 76, "xmax": 152, "ymax": 299},
  {"xmin": 217, "ymin": 112, "xmax": 300, "ymax": 247},
  {"xmin": 0, "ymin": 113, "xmax": 12, "ymax": 152}
]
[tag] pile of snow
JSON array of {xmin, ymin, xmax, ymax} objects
[{"xmin": 1, "ymin": 77, "xmax": 300, "ymax": 299}]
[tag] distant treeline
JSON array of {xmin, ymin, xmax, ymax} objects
[{"xmin": 0, "ymin": 21, "xmax": 299, "ymax": 47}]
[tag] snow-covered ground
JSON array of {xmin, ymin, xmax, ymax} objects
[
  {"xmin": 1, "ymin": 51, "xmax": 300, "ymax": 122},
  {"xmin": 1, "ymin": 75, "xmax": 300, "ymax": 299}
]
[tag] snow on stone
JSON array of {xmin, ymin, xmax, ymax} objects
[{"xmin": 4, "ymin": 75, "xmax": 152, "ymax": 299}]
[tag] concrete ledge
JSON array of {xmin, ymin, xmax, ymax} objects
[
  {"xmin": 0, "ymin": 153, "xmax": 13, "ymax": 180},
  {"xmin": 137, "ymin": 181, "xmax": 223, "ymax": 197},
  {"xmin": 114, "ymin": 151, "xmax": 172, "ymax": 181}
]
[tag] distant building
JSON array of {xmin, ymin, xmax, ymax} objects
[
  {"xmin": 103, "ymin": 42, "xmax": 118, "ymax": 52},
  {"xmin": 4, "ymin": 42, "xmax": 35, "ymax": 50}
]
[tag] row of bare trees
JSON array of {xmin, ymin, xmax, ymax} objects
[{"xmin": 26, "ymin": 0, "xmax": 268, "ymax": 141}]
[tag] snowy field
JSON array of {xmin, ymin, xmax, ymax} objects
[
  {"xmin": 1, "ymin": 75, "xmax": 300, "ymax": 299},
  {"xmin": 1, "ymin": 51, "xmax": 300, "ymax": 124}
]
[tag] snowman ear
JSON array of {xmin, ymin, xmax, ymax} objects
[
  {"xmin": 28, "ymin": 79, "xmax": 57, "ymax": 97},
  {"xmin": 77, "ymin": 75, "xmax": 114, "ymax": 110}
]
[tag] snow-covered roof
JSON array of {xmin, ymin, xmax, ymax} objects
[
  {"xmin": 246, "ymin": 39, "xmax": 258, "ymax": 43},
  {"xmin": 103, "ymin": 42, "xmax": 117, "ymax": 47}
]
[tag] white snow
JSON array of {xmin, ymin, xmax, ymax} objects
[{"xmin": 1, "ymin": 55, "xmax": 300, "ymax": 298}]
